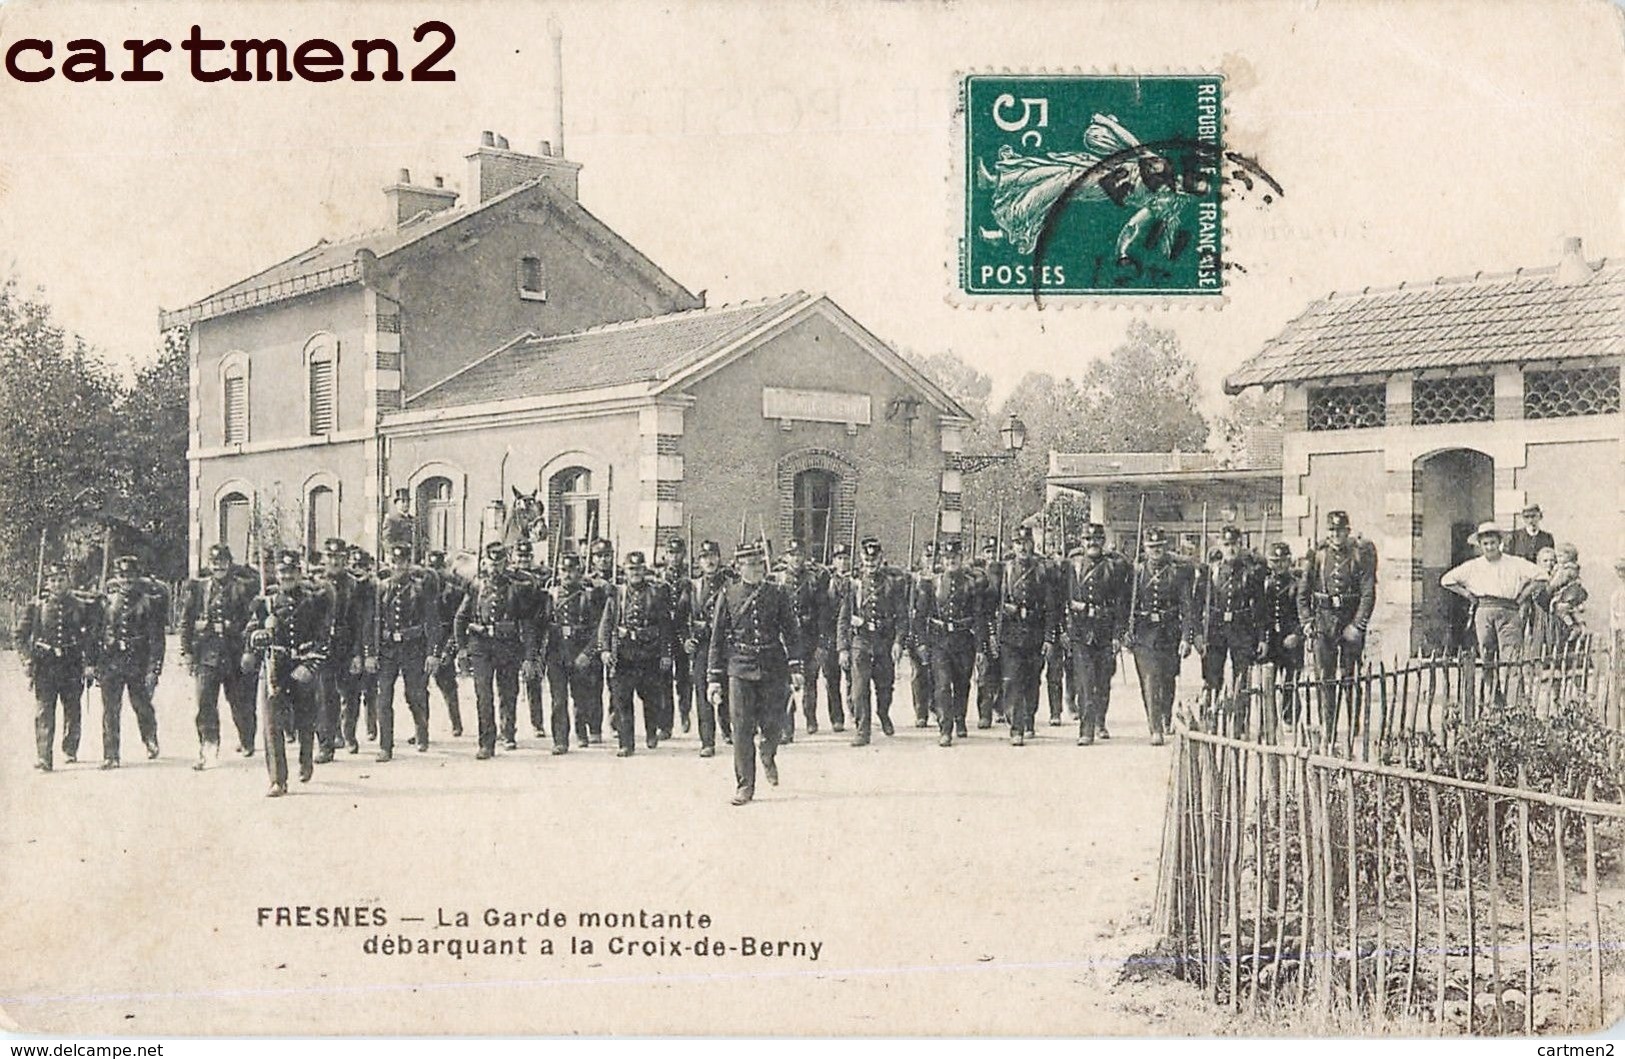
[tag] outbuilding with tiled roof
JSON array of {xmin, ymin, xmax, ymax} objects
[{"xmin": 1226, "ymin": 237, "xmax": 1623, "ymax": 657}]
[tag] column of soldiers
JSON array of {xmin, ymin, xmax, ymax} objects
[{"xmin": 16, "ymin": 507, "xmax": 1377, "ymax": 802}]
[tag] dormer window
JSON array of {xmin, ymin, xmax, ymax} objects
[{"xmin": 519, "ymin": 255, "xmax": 547, "ymax": 301}]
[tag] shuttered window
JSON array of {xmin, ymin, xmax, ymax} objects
[
  {"xmin": 309, "ymin": 356, "xmax": 335, "ymax": 434},
  {"xmin": 224, "ymin": 372, "xmax": 248, "ymax": 444},
  {"xmin": 519, "ymin": 255, "xmax": 546, "ymax": 299}
]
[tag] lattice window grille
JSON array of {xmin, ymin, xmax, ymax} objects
[
  {"xmin": 1307, "ymin": 384, "xmax": 1387, "ymax": 431},
  {"xmin": 1412, "ymin": 375, "xmax": 1494, "ymax": 426},
  {"xmin": 1524, "ymin": 367, "xmax": 1621, "ymax": 420}
]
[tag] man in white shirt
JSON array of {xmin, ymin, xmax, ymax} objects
[{"xmin": 1441, "ymin": 522, "xmax": 1546, "ymax": 704}]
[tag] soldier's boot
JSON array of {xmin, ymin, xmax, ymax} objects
[
  {"xmin": 376, "ymin": 748, "xmax": 393, "ymax": 763},
  {"xmin": 192, "ymin": 741, "xmax": 219, "ymax": 771},
  {"xmin": 145, "ymin": 738, "xmax": 160, "ymax": 760},
  {"xmin": 731, "ymin": 787, "xmax": 753, "ymax": 806},
  {"xmin": 938, "ymin": 733, "xmax": 952, "ymax": 747},
  {"xmin": 267, "ymin": 782, "xmax": 286, "ymax": 798},
  {"xmin": 699, "ymin": 745, "xmax": 715, "ymax": 758},
  {"xmin": 1011, "ymin": 728, "xmax": 1026, "ymax": 747},
  {"xmin": 763, "ymin": 755, "xmax": 779, "ymax": 787}
]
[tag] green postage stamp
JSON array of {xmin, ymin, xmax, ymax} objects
[{"xmin": 960, "ymin": 74, "xmax": 1226, "ymax": 300}]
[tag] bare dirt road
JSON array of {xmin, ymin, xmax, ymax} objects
[{"xmin": 0, "ymin": 641, "xmax": 1223, "ymax": 1036}]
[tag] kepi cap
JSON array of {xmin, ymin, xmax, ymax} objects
[
  {"xmin": 207, "ymin": 543, "xmax": 233, "ymax": 562},
  {"xmin": 1268, "ymin": 541, "xmax": 1293, "ymax": 560},
  {"xmin": 698, "ymin": 540, "xmax": 721, "ymax": 559},
  {"xmin": 1326, "ymin": 510, "xmax": 1351, "ymax": 530}
]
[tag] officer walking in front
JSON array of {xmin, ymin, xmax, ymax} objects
[
  {"xmin": 364, "ymin": 543, "xmax": 446, "ymax": 760},
  {"xmin": 686, "ymin": 540, "xmax": 735, "ymax": 755},
  {"xmin": 549, "ymin": 552, "xmax": 606, "ymax": 751},
  {"xmin": 911, "ymin": 539, "xmax": 987, "ymax": 746},
  {"xmin": 18, "ymin": 561, "xmax": 97, "ymax": 771},
  {"xmin": 1200, "ymin": 525, "xmax": 1267, "ymax": 737},
  {"xmin": 1297, "ymin": 510, "xmax": 1376, "ymax": 737},
  {"xmin": 95, "ymin": 554, "xmax": 167, "ymax": 768},
  {"xmin": 342, "ymin": 546, "xmax": 380, "ymax": 751},
  {"xmin": 423, "ymin": 550, "xmax": 466, "ymax": 738},
  {"xmin": 1127, "ymin": 528, "xmax": 1195, "ymax": 745},
  {"xmin": 244, "ymin": 549, "xmax": 331, "ymax": 795},
  {"xmin": 906, "ymin": 542, "xmax": 939, "ymax": 729},
  {"xmin": 312, "ymin": 537, "xmax": 363, "ymax": 762},
  {"xmin": 180, "ymin": 543, "xmax": 260, "ymax": 768},
  {"xmin": 707, "ymin": 541, "xmax": 804, "ymax": 805},
  {"xmin": 599, "ymin": 551, "xmax": 675, "ymax": 756},
  {"xmin": 455, "ymin": 541, "xmax": 538, "ymax": 759},
  {"xmin": 838, "ymin": 537, "xmax": 906, "ymax": 746},
  {"xmin": 1063, "ymin": 524, "xmax": 1130, "ymax": 746},
  {"xmin": 994, "ymin": 526, "xmax": 1055, "ymax": 746}
]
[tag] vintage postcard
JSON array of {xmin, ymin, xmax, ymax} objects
[{"xmin": 0, "ymin": 0, "xmax": 1622, "ymax": 1042}]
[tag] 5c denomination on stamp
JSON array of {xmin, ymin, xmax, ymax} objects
[{"xmin": 960, "ymin": 73, "xmax": 1225, "ymax": 301}]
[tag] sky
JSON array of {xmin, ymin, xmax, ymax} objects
[{"xmin": 0, "ymin": 0, "xmax": 1620, "ymax": 410}]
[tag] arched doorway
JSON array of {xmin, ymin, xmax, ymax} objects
[
  {"xmin": 417, "ymin": 476, "xmax": 455, "ymax": 553},
  {"xmin": 305, "ymin": 485, "xmax": 337, "ymax": 556},
  {"xmin": 1412, "ymin": 448, "xmax": 1494, "ymax": 654},
  {"xmin": 792, "ymin": 467, "xmax": 839, "ymax": 561},
  {"xmin": 219, "ymin": 492, "xmax": 251, "ymax": 561}
]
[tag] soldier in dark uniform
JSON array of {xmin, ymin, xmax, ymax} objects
[
  {"xmin": 1258, "ymin": 541, "xmax": 1305, "ymax": 737},
  {"xmin": 993, "ymin": 526, "xmax": 1055, "ymax": 746},
  {"xmin": 906, "ymin": 542, "xmax": 939, "ymax": 729},
  {"xmin": 1063, "ymin": 524, "xmax": 1130, "ymax": 746},
  {"xmin": 1127, "ymin": 528, "xmax": 1196, "ymax": 746},
  {"xmin": 180, "ymin": 543, "xmax": 260, "ymax": 768},
  {"xmin": 1297, "ymin": 510, "xmax": 1377, "ymax": 737},
  {"xmin": 244, "ymin": 549, "xmax": 331, "ymax": 795},
  {"xmin": 94, "ymin": 555, "xmax": 166, "ymax": 768},
  {"xmin": 687, "ymin": 540, "xmax": 735, "ymax": 755},
  {"xmin": 18, "ymin": 562, "xmax": 96, "ymax": 771},
  {"xmin": 511, "ymin": 539, "xmax": 550, "ymax": 744},
  {"xmin": 381, "ymin": 488, "xmax": 416, "ymax": 561},
  {"xmin": 363, "ymin": 543, "xmax": 446, "ymax": 761},
  {"xmin": 549, "ymin": 552, "xmax": 606, "ymax": 752},
  {"xmin": 312, "ymin": 537, "xmax": 362, "ymax": 763},
  {"xmin": 423, "ymin": 550, "xmax": 465, "ymax": 738},
  {"xmin": 598, "ymin": 551, "xmax": 674, "ymax": 756},
  {"xmin": 1200, "ymin": 525, "xmax": 1268, "ymax": 737},
  {"xmin": 815, "ymin": 543, "xmax": 851, "ymax": 733},
  {"xmin": 455, "ymin": 541, "xmax": 538, "ymax": 759},
  {"xmin": 838, "ymin": 537, "xmax": 907, "ymax": 747},
  {"xmin": 973, "ymin": 536, "xmax": 1006, "ymax": 728},
  {"xmin": 658, "ymin": 536, "xmax": 691, "ymax": 738},
  {"xmin": 776, "ymin": 539, "xmax": 824, "ymax": 740},
  {"xmin": 1043, "ymin": 539, "xmax": 1077, "ymax": 727},
  {"xmin": 342, "ymin": 546, "xmax": 380, "ymax": 751},
  {"xmin": 707, "ymin": 541, "xmax": 804, "ymax": 805},
  {"xmin": 911, "ymin": 539, "xmax": 987, "ymax": 746},
  {"xmin": 588, "ymin": 538, "xmax": 620, "ymax": 739}
]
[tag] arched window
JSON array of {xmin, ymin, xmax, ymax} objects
[
  {"xmin": 550, "ymin": 467, "xmax": 599, "ymax": 554},
  {"xmin": 304, "ymin": 334, "xmax": 338, "ymax": 435},
  {"xmin": 417, "ymin": 476, "xmax": 455, "ymax": 553},
  {"xmin": 305, "ymin": 485, "xmax": 337, "ymax": 555},
  {"xmin": 793, "ymin": 468, "xmax": 838, "ymax": 561},
  {"xmin": 219, "ymin": 492, "xmax": 251, "ymax": 560}
]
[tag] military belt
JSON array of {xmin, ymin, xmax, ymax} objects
[
  {"xmin": 384, "ymin": 625, "xmax": 425, "ymax": 643},
  {"xmin": 618, "ymin": 625, "xmax": 661, "ymax": 645},
  {"xmin": 928, "ymin": 618, "xmax": 970, "ymax": 634},
  {"xmin": 1313, "ymin": 592, "xmax": 1350, "ymax": 610},
  {"xmin": 32, "ymin": 642, "xmax": 66, "ymax": 657}
]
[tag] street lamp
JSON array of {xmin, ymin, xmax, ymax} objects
[{"xmin": 960, "ymin": 413, "xmax": 1028, "ymax": 474}]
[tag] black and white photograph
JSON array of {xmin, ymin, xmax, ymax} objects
[{"xmin": 0, "ymin": 0, "xmax": 1621, "ymax": 1045}]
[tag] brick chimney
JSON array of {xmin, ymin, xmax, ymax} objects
[
  {"xmin": 1554, "ymin": 235, "xmax": 1597, "ymax": 287},
  {"xmin": 465, "ymin": 130, "xmax": 583, "ymax": 203},
  {"xmin": 384, "ymin": 168, "xmax": 458, "ymax": 227}
]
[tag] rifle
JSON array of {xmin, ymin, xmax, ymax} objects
[
  {"xmin": 821, "ymin": 501, "xmax": 833, "ymax": 566},
  {"xmin": 99, "ymin": 521, "xmax": 112, "ymax": 591},
  {"xmin": 996, "ymin": 501, "xmax": 1005, "ymax": 559},
  {"xmin": 756, "ymin": 514, "xmax": 771, "ymax": 569},
  {"xmin": 1200, "ymin": 501, "xmax": 1212, "ymax": 647},
  {"xmin": 1125, "ymin": 493, "xmax": 1147, "ymax": 647},
  {"xmin": 907, "ymin": 513, "xmax": 917, "ymax": 573},
  {"xmin": 34, "ymin": 528, "xmax": 47, "ymax": 598},
  {"xmin": 1059, "ymin": 503, "xmax": 1069, "ymax": 558},
  {"xmin": 739, "ymin": 510, "xmax": 748, "ymax": 550}
]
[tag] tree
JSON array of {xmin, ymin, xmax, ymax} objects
[
  {"xmin": 114, "ymin": 328, "xmax": 191, "ymax": 581},
  {"xmin": 1073, "ymin": 319, "xmax": 1209, "ymax": 453},
  {"xmin": 1213, "ymin": 388, "xmax": 1284, "ymax": 468},
  {"xmin": 0, "ymin": 276, "xmax": 122, "ymax": 597}
]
